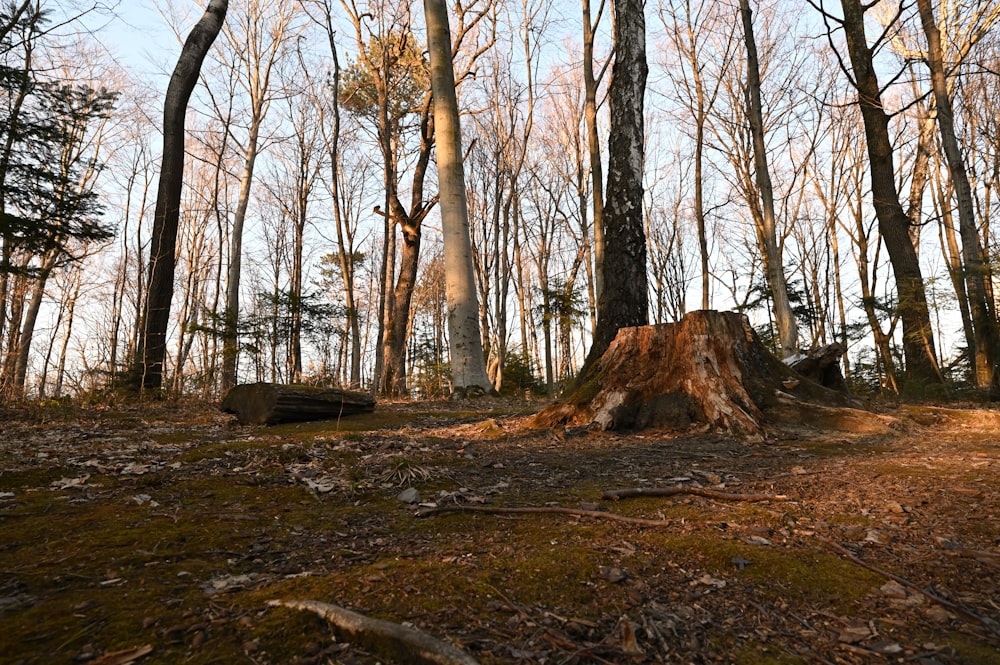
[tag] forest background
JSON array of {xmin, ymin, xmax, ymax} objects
[{"xmin": 3, "ymin": 0, "xmax": 999, "ymax": 402}]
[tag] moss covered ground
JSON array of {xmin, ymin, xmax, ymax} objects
[{"xmin": 0, "ymin": 399, "xmax": 998, "ymax": 664}]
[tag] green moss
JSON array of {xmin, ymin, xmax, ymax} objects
[
  {"xmin": 945, "ymin": 632, "xmax": 1000, "ymax": 664},
  {"xmin": 641, "ymin": 531, "xmax": 881, "ymax": 611},
  {"xmin": 729, "ymin": 642, "xmax": 807, "ymax": 664}
]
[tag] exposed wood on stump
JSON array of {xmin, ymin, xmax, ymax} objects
[
  {"xmin": 268, "ymin": 600, "xmax": 479, "ymax": 665},
  {"xmin": 531, "ymin": 310, "xmax": 860, "ymax": 440},
  {"xmin": 220, "ymin": 383, "xmax": 375, "ymax": 425},
  {"xmin": 787, "ymin": 343, "xmax": 848, "ymax": 392}
]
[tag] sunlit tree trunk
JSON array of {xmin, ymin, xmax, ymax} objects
[
  {"xmin": 739, "ymin": 0, "xmax": 797, "ymax": 358},
  {"xmin": 838, "ymin": 0, "xmax": 941, "ymax": 389},
  {"xmin": 220, "ymin": 0, "xmax": 295, "ymax": 393},
  {"xmin": 917, "ymin": 0, "xmax": 997, "ymax": 394},
  {"xmin": 582, "ymin": 0, "xmax": 606, "ymax": 305}
]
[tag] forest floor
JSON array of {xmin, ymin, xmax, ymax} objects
[{"xmin": 0, "ymin": 396, "xmax": 998, "ymax": 665}]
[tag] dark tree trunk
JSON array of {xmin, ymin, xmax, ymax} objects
[
  {"xmin": 131, "ymin": 0, "xmax": 228, "ymax": 391},
  {"xmin": 583, "ymin": 0, "xmax": 648, "ymax": 372},
  {"xmin": 839, "ymin": 0, "xmax": 942, "ymax": 391}
]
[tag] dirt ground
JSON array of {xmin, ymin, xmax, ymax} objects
[{"xmin": 0, "ymin": 397, "xmax": 998, "ymax": 665}]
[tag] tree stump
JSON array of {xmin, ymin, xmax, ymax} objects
[
  {"xmin": 531, "ymin": 310, "xmax": 859, "ymax": 440},
  {"xmin": 787, "ymin": 342, "xmax": 849, "ymax": 392},
  {"xmin": 220, "ymin": 383, "xmax": 375, "ymax": 425}
]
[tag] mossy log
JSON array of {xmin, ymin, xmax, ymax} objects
[
  {"xmin": 531, "ymin": 310, "xmax": 868, "ymax": 440},
  {"xmin": 220, "ymin": 382, "xmax": 375, "ymax": 425}
]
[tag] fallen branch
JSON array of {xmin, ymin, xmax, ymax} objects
[
  {"xmin": 268, "ymin": 599, "xmax": 479, "ymax": 665},
  {"xmin": 416, "ymin": 504, "xmax": 676, "ymax": 527},
  {"xmin": 814, "ymin": 535, "xmax": 1000, "ymax": 639},
  {"xmin": 602, "ymin": 485, "xmax": 788, "ymax": 502}
]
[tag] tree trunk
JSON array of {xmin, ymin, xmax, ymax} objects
[
  {"xmin": 582, "ymin": 0, "xmax": 606, "ymax": 305},
  {"xmin": 583, "ymin": 0, "xmax": 648, "ymax": 371},
  {"xmin": 51, "ymin": 267, "xmax": 82, "ymax": 397},
  {"xmin": 12, "ymin": 251, "xmax": 57, "ymax": 396},
  {"xmin": 424, "ymin": 0, "xmax": 492, "ymax": 396},
  {"xmin": 740, "ymin": 0, "xmax": 798, "ymax": 358},
  {"xmin": 222, "ymin": 104, "xmax": 266, "ymax": 393},
  {"xmin": 839, "ymin": 0, "xmax": 942, "ymax": 390},
  {"xmin": 917, "ymin": 0, "xmax": 998, "ymax": 395},
  {"xmin": 132, "ymin": 0, "xmax": 228, "ymax": 391},
  {"xmin": 935, "ymin": 161, "xmax": 976, "ymax": 365}
]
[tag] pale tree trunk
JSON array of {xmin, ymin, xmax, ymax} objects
[
  {"xmin": 658, "ymin": 0, "xmax": 734, "ymax": 311},
  {"xmin": 132, "ymin": 0, "xmax": 228, "ymax": 391},
  {"xmin": 917, "ymin": 0, "xmax": 998, "ymax": 394},
  {"xmin": 53, "ymin": 268, "xmax": 81, "ymax": 398},
  {"xmin": 304, "ymin": 1, "xmax": 362, "ymax": 386},
  {"xmin": 220, "ymin": 0, "xmax": 294, "ymax": 393},
  {"xmin": 933, "ymin": 156, "xmax": 976, "ymax": 366},
  {"xmin": 838, "ymin": 0, "xmax": 941, "ymax": 389},
  {"xmin": 583, "ymin": 0, "xmax": 648, "ymax": 370},
  {"xmin": 424, "ymin": 0, "xmax": 492, "ymax": 395},
  {"xmin": 12, "ymin": 249, "xmax": 58, "ymax": 395},
  {"xmin": 739, "ymin": 0, "xmax": 797, "ymax": 359},
  {"xmin": 582, "ymin": 0, "xmax": 606, "ymax": 306}
]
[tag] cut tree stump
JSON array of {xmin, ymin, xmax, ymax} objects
[
  {"xmin": 531, "ymin": 310, "xmax": 871, "ymax": 440},
  {"xmin": 220, "ymin": 382, "xmax": 375, "ymax": 425}
]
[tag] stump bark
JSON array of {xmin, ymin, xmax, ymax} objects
[
  {"xmin": 531, "ymin": 310, "xmax": 858, "ymax": 440},
  {"xmin": 220, "ymin": 383, "xmax": 375, "ymax": 425}
]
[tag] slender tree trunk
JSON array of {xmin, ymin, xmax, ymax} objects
[
  {"xmin": 54, "ymin": 268, "xmax": 82, "ymax": 397},
  {"xmin": 582, "ymin": 0, "xmax": 606, "ymax": 305},
  {"xmin": 839, "ymin": 0, "xmax": 941, "ymax": 389},
  {"xmin": 12, "ymin": 251, "xmax": 57, "ymax": 395},
  {"xmin": 222, "ymin": 115, "xmax": 264, "ymax": 392},
  {"xmin": 918, "ymin": 0, "xmax": 997, "ymax": 393},
  {"xmin": 132, "ymin": 0, "xmax": 228, "ymax": 391},
  {"xmin": 740, "ymin": 0, "xmax": 797, "ymax": 358},
  {"xmin": 934, "ymin": 158, "xmax": 976, "ymax": 366}
]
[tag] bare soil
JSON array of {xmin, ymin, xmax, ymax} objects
[{"xmin": 0, "ymin": 397, "xmax": 998, "ymax": 664}]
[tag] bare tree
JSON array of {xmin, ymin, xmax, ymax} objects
[
  {"xmin": 739, "ymin": 0, "xmax": 798, "ymax": 358},
  {"xmin": 657, "ymin": 0, "xmax": 735, "ymax": 311},
  {"xmin": 917, "ymin": 0, "xmax": 999, "ymax": 394},
  {"xmin": 131, "ymin": 0, "xmax": 228, "ymax": 392},
  {"xmin": 215, "ymin": 0, "xmax": 298, "ymax": 392},
  {"xmin": 816, "ymin": 0, "xmax": 942, "ymax": 389},
  {"xmin": 581, "ymin": 0, "xmax": 608, "ymax": 304}
]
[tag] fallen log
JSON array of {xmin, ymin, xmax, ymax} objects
[
  {"xmin": 220, "ymin": 382, "xmax": 375, "ymax": 425},
  {"xmin": 268, "ymin": 599, "xmax": 479, "ymax": 665}
]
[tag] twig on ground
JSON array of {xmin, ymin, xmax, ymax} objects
[
  {"xmin": 814, "ymin": 535, "xmax": 1000, "ymax": 639},
  {"xmin": 267, "ymin": 599, "xmax": 479, "ymax": 665},
  {"xmin": 602, "ymin": 485, "xmax": 788, "ymax": 502},
  {"xmin": 416, "ymin": 504, "xmax": 676, "ymax": 527}
]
